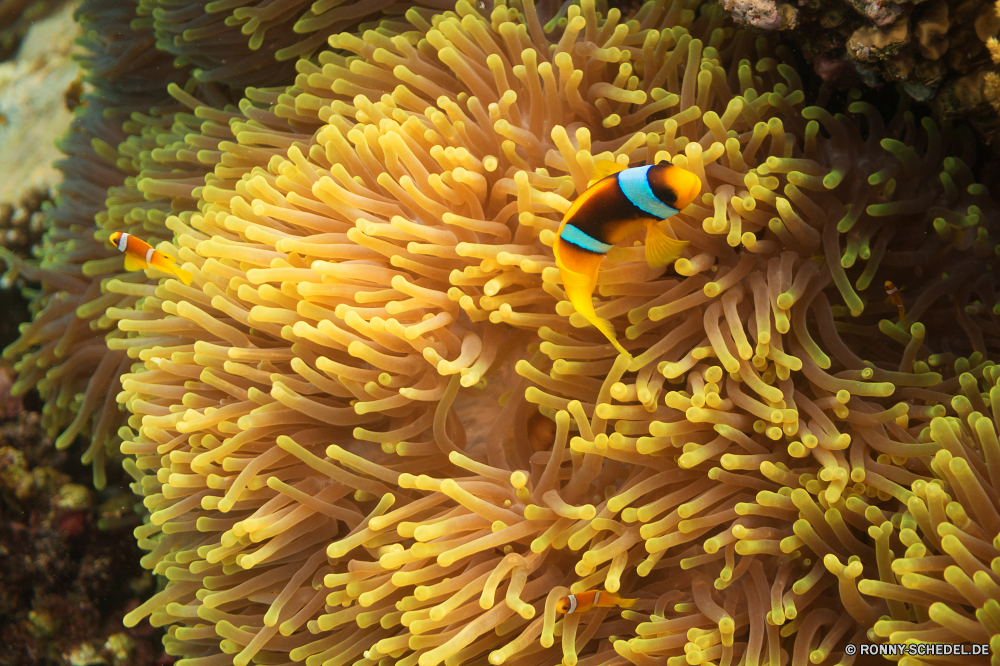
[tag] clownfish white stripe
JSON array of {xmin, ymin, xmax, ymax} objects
[
  {"xmin": 561, "ymin": 224, "xmax": 614, "ymax": 254},
  {"xmin": 144, "ymin": 247, "xmax": 155, "ymax": 263},
  {"xmin": 593, "ymin": 591, "xmax": 601, "ymax": 606},
  {"xmin": 618, "ymin": 165, "xmax": 678, "ymax": 219},
  {"xmin": 566, "ymin": 595, "xmax": 577, "ymax": 614},
  {"xmin": 117, "ymin": 232, "xmax": 130, "ymax": 252}
]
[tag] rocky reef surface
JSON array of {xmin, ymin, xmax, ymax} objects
[{"xmin": 0, "ymin": 381, "xmax": 166, "ymax": 666}]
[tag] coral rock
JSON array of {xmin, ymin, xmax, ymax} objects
[
  {"xmin": 914, "ymin": 0, "xmax": 951, "ymax": 59},
  {"xmin": 815, "ymin": 52, "xmax": 867, "ymax": 87},
  {"xmin": 849, "ymin": 15, "xmax": 911, "ymax": 61},
  {"xmin": 714, "ymin": 0, "xmax": 1000, "ymax": 152},
  {"xmin": 885, "ymin": 51, "xmax": 917, "ymax": 78},
  {"xmin": 722, "ymin": 0, "xmax": 798, "ymax": 28},
  {"xmin": 847, "ymin": 0, "xmax": 906, "ymax": 26}
]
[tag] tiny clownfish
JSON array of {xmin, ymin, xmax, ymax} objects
[
  {"xmin": 555, "ymin": 590, "xmax": 638, "ymax": 615},
  {"xmin": 553, "ymin": 160, "xmax": 701, "ymax": 356},
  {"xmin": 885, "ymin": 280, "xmax": 906, "ymax": 329},
  {"xmin": 109, "ymin": 231, "xmax": 193, "ymax": 286}
]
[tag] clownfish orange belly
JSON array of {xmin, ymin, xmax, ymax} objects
[
  {"xmin": 110, "ymin": 231, "xmax": 193, "ymax": 286},
  {"xmin": 553, "ymin": 160, "xmax": 700, "ymax": 356}
]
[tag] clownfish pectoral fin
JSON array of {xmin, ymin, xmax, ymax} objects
[
  {"xmin": 123, "ymin": 253, "xmax": 147, "ymax": 272},
  {"xmin": 588, "ymin": 159, "xmax": 628, "ymax": 188},
  {"xmin": 644, "ymin": 222, "xmax": 689, "ymax": 269}
]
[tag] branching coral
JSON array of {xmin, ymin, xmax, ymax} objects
[{"xmin": 104, "ymin": 0, "xmax": 1000, "ymax": 665}]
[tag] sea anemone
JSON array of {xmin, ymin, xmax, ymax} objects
[
  {"xmin": 861, "ymin": 366, "xmax": 1000, "ymax": 656},
  {"xmin": 142, "ymin": 0, "xmax": 457, "ymax": 87},
  {"xmin": 60, "ymin": 0, "xmax": 1000, "ymax": 663},
  {"xmin": 0, "ymin": 0, "xmax": 457, "ymax": 488},
  {"xmin": 0, "ymin": 0, "xmax": 186, "ymax": 489}
]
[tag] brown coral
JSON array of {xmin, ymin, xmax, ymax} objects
[
  {"xmin": 848, "ymin": 16, "xmax": 911, "ymax": 62},
  {"xmin": 915, "ymin": 0, "xmax": 950, "ymax": 61}
]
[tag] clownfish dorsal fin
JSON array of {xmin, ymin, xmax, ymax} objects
[
  {"xmin": 644, "ymin": 221, "xmax": 689, "ymax": 269},
  {"xmin": 588, "ymin": 159, "xmax": 628, "ymax": 187}
]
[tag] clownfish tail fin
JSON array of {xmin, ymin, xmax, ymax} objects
[
  {"xmin": 645, "ymin": 221, "xmax": 688, "ymax": 269},
  {"xmin": 173, "ymin": 265, "xmax": 194, "ymax": 286},
  {"xmin": 588, "ymin": 316, "xmax": 630, "ymax": 358},
  {"xmin": 150, "ymin": 250, "xmax": 191, "ymax": 286},
  {"xmin": 617, "ymin": 597, "xmax": 638, "ymax": 609}
]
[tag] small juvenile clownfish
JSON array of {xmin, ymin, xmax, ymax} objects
[
  {"xmin": 109, "ymin": 231, "xmax": 193, "ymax": 286},
  {"xmin": 885, "ymin": 280, "xmax": 906, "ymax": 329},
  {"xmin": 553, "ymin": 160, "xmax": 701, "ymax": 356},
  {"xmin": 555, "ymin": 590, "xmax": 638, "ymax": 615}
]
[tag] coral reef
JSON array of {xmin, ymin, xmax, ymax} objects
[
  {"xmin": 716, "ymin": 0, "xmax": 1000, "ymax": 148},
  {"xmin": 79, "ymin": 1, "xmax": 1000, "ymax": 666},
  {"xmin": 0, "ymin": 193, "xmax": 50, "ymax": 265},
  {"xmin": 721, "ymin": 0, "xmax": 797, "ymax": 30},
  {"xmin": 0, "ymin": 367, "xmax": 164, "ymax": 666}
]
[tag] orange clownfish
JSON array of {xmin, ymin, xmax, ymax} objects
[
  {"xmin": 553, "ymin": 160, "xmax": 700, "ymax": 356},
  {"xmin": 555, "ymin": 590, "xmax": 638, "ymax": 614},
  {"xmin": 109, "ymin": 231, "xmax": 192, "ymax": 286},
  {"xmin": 885, "ymin": 280, "xmax": 906, "ymax": 329}
]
